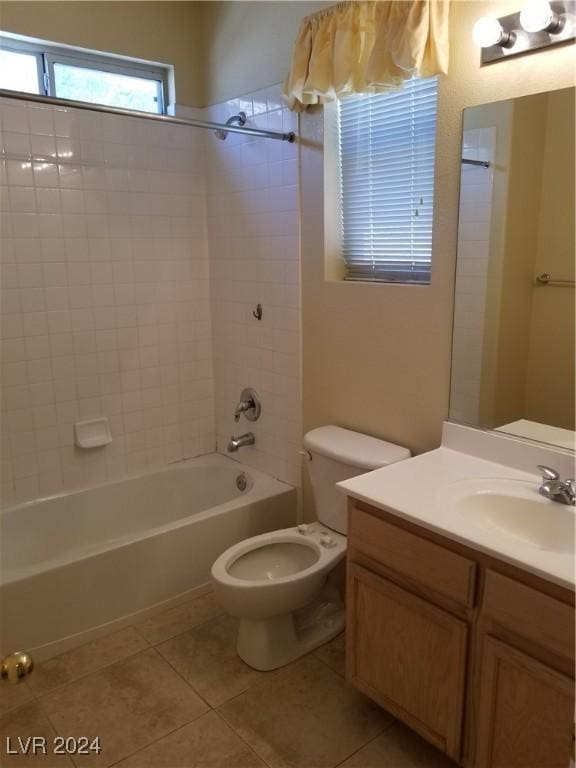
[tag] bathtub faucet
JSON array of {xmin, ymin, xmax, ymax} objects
[
  {"xmin": 234, "ymin": 388, "xmax": 261, "ymax": 422},
  {"xmin": 228, "ymin": 432, "xmax": 255, "ymax": 452}
]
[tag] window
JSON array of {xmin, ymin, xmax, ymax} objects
[
  {"xmin": 336, "ymin": 77, "xmax": 439, "ymax": 284},
  {"xmin": 0, "ymin": 48, "xmax": 42, "ymax": 93},
  {"xmin": 0, "ymin": 36, "xmax": 168, "ymax": 114}
]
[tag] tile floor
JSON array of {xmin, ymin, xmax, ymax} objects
[{"xmin": 0, "ymin": 591, "xmax": 455, "ymax": 767}]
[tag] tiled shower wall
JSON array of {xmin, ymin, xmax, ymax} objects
[
  {"xmin": 450, "ymin": 127, "xmax": 496, "ymax": 425},
  {"xmin": 204, "ymin": 85, "xmax": 302, "ymax": 487},
  {"xmin": 0, "ymin": 97, "xmax": 215, "ymax": 505}
]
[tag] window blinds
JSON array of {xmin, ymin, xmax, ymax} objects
[{"xmin": 337, "ymin": 77, "xmax": 438, "ymax": 283}]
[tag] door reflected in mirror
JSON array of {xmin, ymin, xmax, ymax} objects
[{"xmin": 450, "ymin": 87, "xmax": 575, "ymax": 451}]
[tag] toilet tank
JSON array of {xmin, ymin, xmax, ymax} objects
[{"xmin": 303, "ymin": 426, "xmax": 410, "ymax": 534}]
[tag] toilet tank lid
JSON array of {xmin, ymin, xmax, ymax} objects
[{"xmin": 303, "ymin": 426, "xmax": 411, "ymax": 470}]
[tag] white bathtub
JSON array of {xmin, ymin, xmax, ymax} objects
[{"xmin": 0, "ymin": 454, "xmax": 296, "ymax": 661}]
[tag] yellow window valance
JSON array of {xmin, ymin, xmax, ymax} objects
[{"xmin": 283, "ymin": 0, "xmax": 450, "ymax": 111}]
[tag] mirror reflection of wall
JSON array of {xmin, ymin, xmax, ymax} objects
[{"xmin": 450, "ymin": 87, "xmax": 575, "ymax": 451}]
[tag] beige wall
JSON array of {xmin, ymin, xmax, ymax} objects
[
  {"xmin": 0, "ymin": 1, "xmax": 204, "ymax": 107},
  {"xmin": 300, "ymin": 0, "xmax": 576, "ymax": 475},
  {"xmin": 524, "ymin": 89, "xmax": 575, "ymax": 430},
  {"xmin": 198, "ymin": 0, "xmax": 328, "ymax": 106}
]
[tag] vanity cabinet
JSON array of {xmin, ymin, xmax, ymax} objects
[
  {"xmin": 346, "ymin": 500, "xmax": 575, "ymax": 768},
  {"xmin": 475, "ymin": 637, "xmax": 573, "ymax": 768},
  {"xmin": 348, "ymin": 563, "xmax": 468, "ymax": 759}
]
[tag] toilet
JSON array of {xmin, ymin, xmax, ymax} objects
[{"xmin": 211, "ymin": 425, "xmax": 410, "ymax": 670}]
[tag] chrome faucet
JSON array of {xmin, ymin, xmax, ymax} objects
[
  {"xmin": 228, "ymin": 432, "xmax": 255, "ymax": 452},
  {"xmin": 537, "ymin": 466, "xmax": 576, "ymax": 506},
  {"xmin": 234, "ymin": 388, "xmax": 261, "ymax": 422}
]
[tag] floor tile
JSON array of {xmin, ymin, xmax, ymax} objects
[
  {"xmin": 135, "ymin": 591, "xmax": 223, "ymax": 645},
  {"xmin": 340, "ymin": 721, "xmax": 456, "ymax": 768},
  {"xmin": 39, "ymin": 648, "xmax": 208, "ymax": 767},
  {"xmin": 0, "ymin": 680, "xmax": 35, "ymax": 717},
  {"xmin": 0, "ymin": 703, "xmax": 74, "ymax": 766},
  {"xmin": 157, "ymin": 615, "xmax": 265, "ymax": 707},
  {"xmin": 29, "ymin": 628, "xmax": 148, "ymax": 696},
  {"xmin": 314, "ymin": 632, "xmax": 346, "ymax": 677},
  {"xmin": 116, "ymin": 711, "xmax": 265, "ymax": 767},
  {"xmin": 218, "ymin": 655, "xmax": 391, "ymax": 768}
]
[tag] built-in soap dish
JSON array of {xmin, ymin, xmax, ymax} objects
[{"xmin": 74, "ymin": 418, "xmax": 112, "ymax": 449}]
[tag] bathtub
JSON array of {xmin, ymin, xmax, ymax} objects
[{"xmin": 0, "ymin": 454, "xmax": 296, "ymax": 661}]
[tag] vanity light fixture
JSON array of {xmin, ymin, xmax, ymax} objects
[
  {"xmin": 473, "ymin": 0, "xmax": 575, "ymax": 64},
  {"xmin": 520, "ymin": 0, "xmax": 565, "ymax": 31},
  {"xmin": 472, "ymin": 17, "xmax": 516, "ymax": 48}
]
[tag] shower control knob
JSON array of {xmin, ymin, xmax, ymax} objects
[
  {"xmin": 320, "ymin": 533, "xmax": 336, "ymax": 548},
  {"xmin": 297, "ymin": 524, "xmax": 310, "ymax": 535}
]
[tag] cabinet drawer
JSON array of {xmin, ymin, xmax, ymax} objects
[
  {"xmin": 349, "ymin": 506, "xmax": 477, "ymax": 608},
  {"xmin": 482, "ymin": 570, "xmax": 574, "ymax": 660}
]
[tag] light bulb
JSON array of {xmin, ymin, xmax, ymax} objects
[
  {"xmin": 519, "ymin": 0, "xmax": 562, "ymax": 33},
  {"xmin": 472, "ymin": 16, "xmax": 507, "ymax": 47}
]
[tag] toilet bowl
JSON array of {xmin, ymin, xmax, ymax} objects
[
  {"xmin": 212, "ymin": 523, "xmax": 346, "ymax": 670},
  {"xmin": 211, "ymin": 425, "xmax": 410, "ymax": 671}
]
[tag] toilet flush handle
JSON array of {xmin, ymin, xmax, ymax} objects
[{"xmin": 299, "ymin": 449, "xmax": 312, "ymax": 461}]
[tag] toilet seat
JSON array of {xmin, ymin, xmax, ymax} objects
[{"xmin": 211, "ymin": 526, "xmax": 345, "ymax": 589}]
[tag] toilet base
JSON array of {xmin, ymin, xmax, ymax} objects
[{"xmin": 236, "ymin": 585, "xmax": 345, "ymax": 671}]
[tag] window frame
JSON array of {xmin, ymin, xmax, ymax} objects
[
  {"xmin": 0, "ymin": 39, "xmax": 45, "ymax": 95},
  {"xmin": 0, "ymin": 34, "xmax": 169, "ymax": 114},
  {"xmin": 326, "ymin": 77, "xmax": 439, "ymax": 287}
]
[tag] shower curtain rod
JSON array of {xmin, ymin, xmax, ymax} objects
[
  {"xmin": 461, "ymin": 158, "xmax": 490, "ymax": 169},
  {"xmin": 0, "ymin": 89, "xmax": 296, "ymax": 143}
]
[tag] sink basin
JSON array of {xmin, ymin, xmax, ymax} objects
[{"xmin": 440, "ymin": 479, "xmax": 575, "ymax": 554}]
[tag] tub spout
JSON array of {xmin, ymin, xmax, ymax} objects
[{"xmin": 228, "ymin": 432, "xmax": 255, "ymax": 452}]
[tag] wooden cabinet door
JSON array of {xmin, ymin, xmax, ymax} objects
[
  {"xmin": 347, "ymin": 564, "xmax": 468, "ymax": 760},
  {"xmin": 475, "ymin": 636, "xmax": 574, "ymax": 768}
]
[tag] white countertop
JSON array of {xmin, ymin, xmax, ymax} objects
[
  {"xmin": 496, "ymin": 419, "xmax": 576, "ymax": 452},
  {"xmin": 338, "ymin": 447, "xmax": 575, "ymax": 590}
]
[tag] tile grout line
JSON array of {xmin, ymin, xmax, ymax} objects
[
  {"xmin": 310, "ymin": 644, "xmax": 346, "ymax": 679},
  {"xmin": 4, "ymin": 596, "xmax": 222, "ymax": 706},
  {"xmin": 5, "ymin": 675, "xmax": 74, "ymax": 765},
  {"xmin": 215, "ymin": 648, "xmax": 394, "ymax": 768},
  {"xmin": 105, "ymin": 706, "xmax": 213, "ymax": 768},
  {"xmin": 139, "ymin": 606, "xmax": 226, "ymax": 648},
  {"xmin": 72, "ymin": 610, "xmax": 336, "ymax": 703},
  {"xmin": 149, "ymin": 613, "xmax": 273, "ymax": 712},
  {"xmin": 0, "ymin": 679, "xmax": 41, "ymax": 719},
  {"xmin": 9, "ymin": 624, "xmax": 224, "ymax": 764},
  {"xmin": 37, "ymin": 693, "xmax": 76, "ymax": 766},
  {"xmin": 148, "ymin": 644, "xmax": 216, "ymax": 712},
  {"xmin": 331, "ymin": 717, "xmax": 397, "ymax": 768},
  {"xmin": 212, "ymin": 667, "xmax": 276, "ymax": 712},
  {"xmin": 5, "ymin": 630, "xmax": 397, "ymax": 768},
  {"xmin": 27, "ymin": 633, "xmax": 152, "ymax": 701},
  {"xmin": 37, "ymin": 645, "xmax": 214, "ymax": 768},
  {"xmin": 211, "ymin": 644, "xmax": 346, "ymax": 716},
  {"xmin": 4, "ymin": 614, "xmax": 357, "ymax": 766},
  {"xmin": 213, "ymin": 708, "xmax": 276, "ymax": 768}
]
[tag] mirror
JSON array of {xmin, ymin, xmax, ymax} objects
[{"xmin": 450, "ymin": 87, "xmax": 575, "ymax": 451}]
